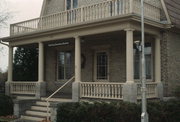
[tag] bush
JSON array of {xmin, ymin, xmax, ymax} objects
[
  {"xmin": 174, "ymin": 85, "xmax": 180, "ymax": 99},
  {"xmin": 0, "ymin": 94, "xmax": 13, "ymax": 116},
  {"xmin": 57, "ymin": 100, "xmax": 180, "ymax": 122}
]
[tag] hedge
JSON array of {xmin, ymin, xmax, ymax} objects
[
  {"xmin": 0, "ymin": 94, "xmax": 13, "ymax": 116},
  {"xmin": 57, "ymin": 100, "xmax": 180, "ymax": 122}
]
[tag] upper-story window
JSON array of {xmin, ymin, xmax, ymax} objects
[{"xmin": 66, "ymin": 0, "xmax": 78, "ymax": 10}]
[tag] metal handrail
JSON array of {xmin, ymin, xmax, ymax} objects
[{"xmin": 45, "ymin": 76, "xmax": 75, "ymax": 121}]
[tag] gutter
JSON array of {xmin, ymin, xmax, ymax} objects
[{"xmin": 0, "ymin": 40, "xmax": 9, "ymax": 47}]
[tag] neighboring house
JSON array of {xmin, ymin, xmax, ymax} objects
[{"xmin": 1, "ymin": 0, "xmax": 180, "ymax": 121}]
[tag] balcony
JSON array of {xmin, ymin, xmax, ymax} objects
[{"xmin": 10, "ymin": 0, "xmax": 162, "ymax": 36}]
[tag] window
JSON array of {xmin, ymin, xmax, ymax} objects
[
  {"xmin": 66, "ymin": 0, "xmax": 78, "ymax": 10},
  {"xmin": 134, "ymin": 42, "xmax": 153, "ymax": 80},
  {"xmin": 95, "ymin": 51, "xmax": 109, "ymax": 81},
  {"xmin": 58, "ymin": 51, "xmax": 72, "ymax": 80}
]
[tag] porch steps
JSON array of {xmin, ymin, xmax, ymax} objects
[
  {"xmin": 19, "ymin": 98, "xmax": 72, "ymax": 122},
  {"xmin": 16, "ymin": 96, "xmax": 36, "ymax": 100}
]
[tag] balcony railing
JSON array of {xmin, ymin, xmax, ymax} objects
[{"xmin": 10, "ymin": 0, "xmax": 161, "ymax": 35}]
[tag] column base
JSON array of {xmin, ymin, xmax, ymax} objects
[
  {"xmin": 5, "ymin": 81, "xmax": 11, "ymax": 96},
  {"xmin": 35, "ymin": 82, "xmax": 46, "ymax": 99},
  {"xmin": 72, "ymin": 82, "xmax": 80, "ymax": 102},
  {"xmin": 157, "ymin": 82, "xmax": 163, "ymax": 100},
  {"xmin": 122, "ymin": 82, "xmax": 137, "ymax": 103}
]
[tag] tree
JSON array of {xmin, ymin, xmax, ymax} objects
[
  {"xmin": 0, "ymin": 0, "xmax": 10, "ymax": 28},
  {"xmin": 13, "ymin": 47, "xmax": 38, "ymax": 81},
  {"xmin": 0, "ymin": 69, "xmax": 7, "ymax": 93}
]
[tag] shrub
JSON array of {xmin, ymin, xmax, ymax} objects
[
  {"xmin": 174, "ymin": 85, "xmax": 180, "ymax": 99},
  {"xmin": 57, "ymin": 100, "xmax": 180, "ymax": 122},
  {"xmin": 0, "ymin": 94, "xmax": 13, "ymax": 116}
]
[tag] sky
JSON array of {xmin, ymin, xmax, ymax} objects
[{"xmin": 0, "ymin": 0, "xmax": 43, "ymax": 72}]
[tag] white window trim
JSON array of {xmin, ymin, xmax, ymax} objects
[
  {"xmin": 56, "ymin": 51, "xmax": 72, "ymax": 82},
  {"xmin": 94, "ymin": 50, "xmax": 109, "ymax": 82},
  {"xmin": 134, "ymin": 41, "xmax": 154, "ymax": 82},
  {"xmin": 65, "ymin": 0, "xmax": 78, "ymax": 10}
]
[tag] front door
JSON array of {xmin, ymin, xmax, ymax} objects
[{"xmin": 94, "ymin": 51, "xmax": 109, "ymax": 82}]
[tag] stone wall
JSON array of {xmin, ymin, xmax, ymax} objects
[
  {"xmin": 166, "ymin": 31, "xmax": 180, "ymax": 96},
  {"xmin": 161, "ymin": 30, "xmax": 180, "ymax": 96}
]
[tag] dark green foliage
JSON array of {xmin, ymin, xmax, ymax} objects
[
  {"xmin": 0, "ymin": 94, "xmax": 13, "ymax": 116},
  {"xmin": 57, "ymin": 100, "xmax": 180, "ymax": 122},
  {"xmin": 57, "ymin": 101, "xmax": 141, "ymax": 122},
  {"xmin": 13, "ymin": 47, "xmax": 38, "ymax": 81},
  {"xmin": 148, "ymin": 100, "xmax": 180, "ymax": 122},
  {"xmin": 174, "ymin": 85, "xmax": 180, "ymax": 99}
]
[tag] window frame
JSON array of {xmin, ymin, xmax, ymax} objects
[
  {"xmin": 94, "ymin": 50, "xmax": 109, "ymax": 82},
  {"xmin": 57, "ymin": 51, "xmax": 72, "ymax": 82},
  {"xmin": 133, "ymin": 41, "xmax": 154, "ymax": 82},
  {"xmin": 65, "ymin": 0, "xmax": 78, "ymax": 10}
]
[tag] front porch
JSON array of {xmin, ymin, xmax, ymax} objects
[{"xmin": 6, "ymin": 29, "xmax": 163, "ymax": 103}]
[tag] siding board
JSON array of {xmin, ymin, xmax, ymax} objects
[{"xmin": 164, "ymin": 0, "xmax": 180, "ymax": 28}]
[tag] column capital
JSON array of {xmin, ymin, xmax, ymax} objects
[
  {"xmin": 124, "ymin": 28, "xmax": 135, "ymax": 32},
  {"xmin": 74, "ymin": 36, "xmax": 81, "ymax": 39}
]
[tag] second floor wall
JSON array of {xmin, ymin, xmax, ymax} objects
[{"xmin": 42, "ymin": 0, "xmax": 162, "ymax": 16}]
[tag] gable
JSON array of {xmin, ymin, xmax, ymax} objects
[{"xmin": 164, "ymin": 0, "xmax": 180, "ymax": 28}]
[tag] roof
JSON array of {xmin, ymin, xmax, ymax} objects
[{"xmin": 164, "ymin": 0, "xmax": 180, "ymax": 28}]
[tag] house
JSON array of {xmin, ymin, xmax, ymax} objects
[{"xmin": 1, "ymin": 0, "xmax": 180, "ymax": 121}]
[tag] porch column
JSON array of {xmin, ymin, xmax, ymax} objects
[
  {"xmin": 75, "ymin": 36, "xmax": 81, "ymax": 82},
  {"xmin": 125, "ymin": 28, "xmax": 134, "ymax": 83},
  {"xmin": 155, "ymin": 36, "xmax": 163, "ymax": 99},
  {"xmin": 38, "ymin": 42, "xmax": 44, "ymax": 82},
  {"xmin": 36, "ymin": 42, "xmax": 46, "ymax": 98},
  {"xmin": 122, "ymin": 28, "xmax": 137, "ymax": 103},
  {"xmin": 155, "ymin": 37, "xmax": 161, "ymax": 82},
  {"xmin": 5, "ymin": 46, "xmax": 13, "ymax": 95},
  {"xmin": 72, "ymin": 36, "xmax": 81, "ymax": 102},
  {"xmin": 8, "ymin": 46, "xmax": 13, "ymax": 82}
]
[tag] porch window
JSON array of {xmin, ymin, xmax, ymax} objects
[
  {"xmin": 95, "ymin": 52, "xmax": 108, "ymax": 80},
  {"xmin": 58, "ymin": 51, "xmax": 72, "ymax": 80},
  {"xmin": 134, "ymin": 42, "xmax": 153, "ymax": 80}
]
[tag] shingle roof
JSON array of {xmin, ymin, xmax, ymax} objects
[{"xmin": 164, "ymin": 0, "xmax": 180, "ymax": 28}]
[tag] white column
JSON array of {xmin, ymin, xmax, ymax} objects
[
  {"xmin": 155, "ymin": 37, "xmax": 161, "ymax": 82},
  {"xmin": 38, "ymin": 42, "xmax": 44, "ymax": 82},
  {"xmin": 8, "ymin": 46, "xmax": 13, "ymax": 82},
  {"xmin": 75, "ymin": 36, "xmax": 81, "ymax": 82},
  {"xmin": 125, "ymin": 29, "xmax": 134, "ymax": 83}
]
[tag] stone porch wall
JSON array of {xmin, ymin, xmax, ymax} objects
[{"xmin": 45, "ymin": 35, "xmax": 126, "ymax": 94}]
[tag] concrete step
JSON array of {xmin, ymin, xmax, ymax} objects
[
  {"xmin": 41, "ymin": 97, "xmax": 72, "ymax": 102},
  {"xmin": 26, "ymin": 110, "xmax": 50, "ymax": 117},
  {"xmin": 21, "ymin": 115, "xmax": 45, "ymax": 122},
  {"xmin": 35, "ymin": 101, "xmax": 50, "ymax": 106},
  {"xmin": 16, "ymin": 96, "xmax": 36, "ymax": 100},
  {"xmin": 31, "ymin": 106, "xmax": 51, "ymax": 112}
]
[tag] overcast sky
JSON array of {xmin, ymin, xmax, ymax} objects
[{"xmin": 0, "ymin": 0, "xmax": 43, "ymax": 72}]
